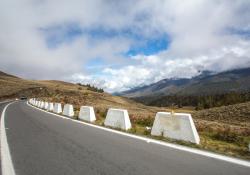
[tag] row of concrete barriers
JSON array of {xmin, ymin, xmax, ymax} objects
[{"xmin": 28, "ymin": 98, "xmax": 200, "ymax": 144}]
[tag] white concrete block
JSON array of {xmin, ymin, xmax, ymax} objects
[
  {"xmin": 53, "ymin": 103, "xmax": 62, "ymax": 113},
  {"xmin": 62, "ymin": 104, "xmax": 74, "ymax": 117},
  {"xmin": 44, "ymin": 102, "xmax": 49, "ymax": 110},
  {"xmin": 104, "ymin": 108, "xmax": 132, "ymax": 130},
  {"xmin": 38, "ymin": 101, "xmax": 41, "ymax": 107},
  {"xmin": 79, "ymin": 106, "xmax": 96, "ymax": 122},
  {"xmin": 47, "ymin": 103, "xmax": 54, "ymax": 111},
  {"xmin": 151, "ymin": 112, "xmax": 200, "ymax": 144},
  {"xmin": 37, "ymin": 101, "xmax": 41, "ymax": 107},
  {"xmin": 40, "ymin": 101, "xmax": 45, "ymax": 109}
]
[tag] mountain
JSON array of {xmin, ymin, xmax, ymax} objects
[
  {"xmin": 0, "ymin": 71, "xmax": 19, "ymax": 78},
  {"xmin": 119, "ymin": 67, "xmax": 250, "ymax": 98}
]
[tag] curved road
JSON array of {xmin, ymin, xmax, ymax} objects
[{"xmin": 1, "ymin": 101, "xmax": 250, "ymax": 175}]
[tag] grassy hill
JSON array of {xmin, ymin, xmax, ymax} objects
[
  {"xmin": 0, "ymin": 71, "xmax": 178, "ymax": 119},
  {"xmin": 192, "ymin": 102, "xmax": 250, "ymax": 160}
]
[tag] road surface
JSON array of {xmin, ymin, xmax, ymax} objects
[{"xmin": 1, "ymin": 101, "xmax": 250, "ymax": 175}]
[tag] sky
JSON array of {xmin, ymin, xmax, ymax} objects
[{"xmin": 1, "ymin": 0, "xmax": 250, "ymax": 92}]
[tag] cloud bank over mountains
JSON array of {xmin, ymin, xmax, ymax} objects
[{"xmin": 1, "ymin": 0, "xmax": 250, "ymax": 92}]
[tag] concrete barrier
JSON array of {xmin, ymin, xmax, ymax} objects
[
  {"xmin": 47, "ymin": 103, "xmax": 54, "ymax": 111},
  {"xmin": 104, "ymin": 108, "xmax": 131, "ymax": 130},
  {"xmin": 40, "ymin": 101, "xmax": 45, "ymax": 109},
  {"xmin": 37, "ymin": 101, "xmax": 41, "ymax": 108},
  {"xmin": 44, "ymin": 102, "xmax": 49, "ymax": 110},
  {"xmin": 31, "ymin": 98, "xmax": 35, "ymax": 104},
  {"xmin": 79, "ymin": 106, "xmax": 96, "ymax": 122},
  {"xmin": 53, "ymin": 103, "xmax": 62, "ymax": 113},
  {"xmin": 151, "ymin": 112, "xmax": 200, "ymax": 144},
  {"xmin": 40, "ymin": 101, "xmax": 43, "ymax": 108},
  {"xmin": 62, "ymin": 104, "xmax": 74, "ymax": 117}
]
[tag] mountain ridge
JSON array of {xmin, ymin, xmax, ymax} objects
[{"xmin": 118, "ymin": 67, "xmax": 250, "ymax": 98}]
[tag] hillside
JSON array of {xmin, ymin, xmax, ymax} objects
[
  {"xmin": 193, "ymin": 102, "xmax": 250, "ymax": 130},
  {"xmin": 0, "ymin": 70, "xmax": 175, "ymax": 119},
  {"xmin": 119, "ymin": 67, "xmax": 250, "ymax": 98},
  {"xmin": 0, "ymin": 71, "xmax": 41, "ymax": 99}
]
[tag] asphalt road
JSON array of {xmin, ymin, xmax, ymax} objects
[{"xmin": 2, "ymin": 101, "xmax": 250, "ymax": 175}]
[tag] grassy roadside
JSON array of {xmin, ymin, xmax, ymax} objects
[
  {"xmin": 31, "ymin": 101, "xmax": 250, "ymax": 160},
  {"xmin": 114, "ymin": 119, "xmax": 250, "ymax": 160}
]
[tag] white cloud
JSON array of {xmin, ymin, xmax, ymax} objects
[{"xmin": 0, "ymin": 0, "xmax": 250, "ymax": 92}]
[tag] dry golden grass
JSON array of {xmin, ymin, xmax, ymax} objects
[{"xmin": 193, "ymin": 102, "xmax": 250, "ymax": 127}]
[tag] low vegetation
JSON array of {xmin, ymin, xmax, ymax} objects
[
  {"xmin": 134, "ymin": 91, "xmax": 250, "ymax": 110},
  {"xmin": 77, "ymin": 83, "xmax": 104, "ymax": 93}
]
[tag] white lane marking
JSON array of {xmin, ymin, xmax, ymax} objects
[
  {"xmin": 27, "ymin": 102, "xmax": 250, "ymax": 167},
  {"xmin": 1, "ymin": 102, "xmax": 16, "ymax": 175}
]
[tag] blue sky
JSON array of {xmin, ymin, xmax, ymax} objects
[
  {"xmin": 42, "ymin": 24, "xmax": 170, "ymax": 56},
  {"xmin": 1, "ymin": 0, "xmax": 250, "ymax": 92},
  {"xmin": 125, "ymin": 36, "xmax": 170, "ymax": 56}
]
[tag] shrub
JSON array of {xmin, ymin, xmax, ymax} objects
[
  {"xmin": 143, "ymin": 128, "xmax": 151, "ymax": 135},
  {"xmin": 95, "ymin": 109, "xmax": 107, "ymax": 119},
  {"xmin": 128, "ymin": 127, "xmax": 137, "ymax": 134},
  {"xmin": 76, "ymin": 83, "xmax": 104, "ymax": 93},
  {"xmin": 212, "ymin": 127, "xmax": 245, "ymax": 145},
  {"xmin": 133, "ymin": 116, "xmax": 154, "ymax": 126}
]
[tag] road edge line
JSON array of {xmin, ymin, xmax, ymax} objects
[
  {"xmin": 1, "ymin": 102, "xmax": 16, "ymax": 175},
  {"xmin": 27, "ymin": 102, "xmax": 250, "ymax": 167}
]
